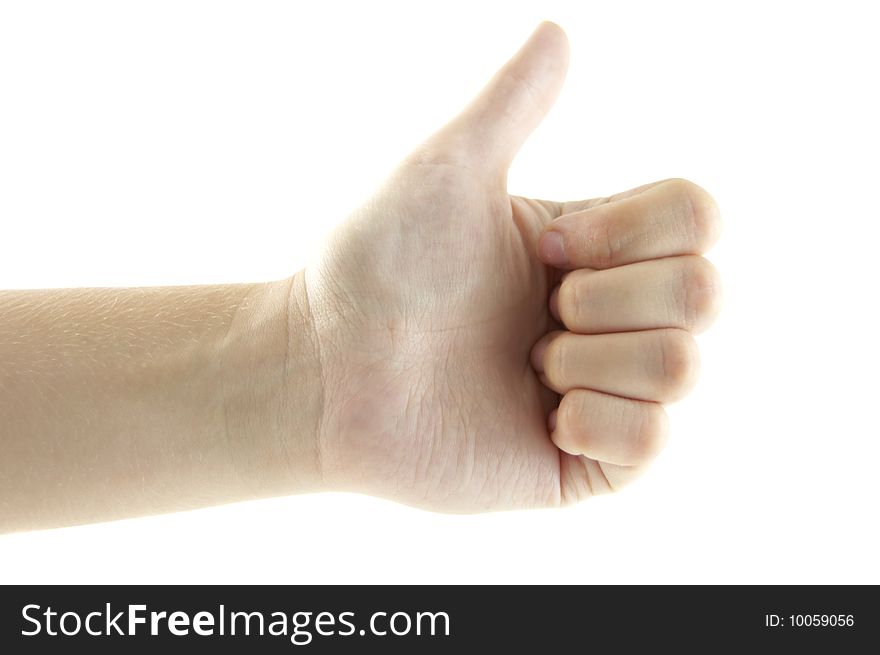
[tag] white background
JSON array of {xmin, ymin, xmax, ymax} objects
[{"xmin": 1, "ymin": 1, "xmax": 878, "ymax": 583}]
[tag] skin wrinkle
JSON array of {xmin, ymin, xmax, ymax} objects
[
  {"xmin": 680, "ymin": 260, "xmax": 696, "ymax": 331},
  {"xmin": 270, "ymin": 276, "xmax": 297, "ymax": 484},
  {"xmin": 298, "ymin": 270, "xmax": 330, "ymax": 488},
  {"xmin": 218, "ymin": 285, "xmax": 249, "ymax": 494},
  {"xmin": 680, "ymin": 181, "xmax": 700, "ymax": 249},
  {"xmin": 579, "ymin": 456, "xmax": 596, "ymax": 500},
  {"xmin": 557, "ymin": 449, "xmax": 569, "ymax": 505},
  {"xmin": 593, "ymin": 460, "xmax": 614, "ymax": 494}
]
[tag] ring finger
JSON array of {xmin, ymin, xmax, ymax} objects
[{"xmin": 530, "ymin": 328, "xmax": 700, "ymax": 403}]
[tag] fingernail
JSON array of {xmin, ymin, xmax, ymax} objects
[
  {"xmin": 530, "ymin": 339, "xmax": 547, "ymax": 374},
  {"xmin": 548, "ymin": 286, "xmax": 560, "ymax": 321},
  {"xmin": 538, "ymin": 231, "xmax": 567, "ymax": 267}
]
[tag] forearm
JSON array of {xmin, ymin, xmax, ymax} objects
[{"xmin": 0, "ymin": 274, "xmax": 324, "ymax": 532}]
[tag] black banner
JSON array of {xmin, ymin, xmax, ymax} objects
[{"xmin": 0, "ymin": 585, "xmax": 875, "ymax": 652}]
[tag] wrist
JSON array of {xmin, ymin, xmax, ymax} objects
[{"xmin": 220, "ymin": 274, "xmax": 326, "ymax": 497}]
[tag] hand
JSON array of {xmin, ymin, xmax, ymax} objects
[{"xmin": 302, "ymin": 22, "xmax": 721, "ymax": 511}]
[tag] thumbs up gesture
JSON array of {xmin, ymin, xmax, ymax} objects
[{"xmin": 306, "ymin": 23, "xmax": 722, "ymax": 510}]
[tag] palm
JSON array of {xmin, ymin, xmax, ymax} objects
[{"xmin": 309, "ymin": 152, "xmax": 604, "ymax": 510}]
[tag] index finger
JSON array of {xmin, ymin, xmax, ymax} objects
[{"xmin": 537, "ymin": 178, "xmax": 722, "ymax": 270}]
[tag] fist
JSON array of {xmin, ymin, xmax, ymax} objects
[{"xmin": 530, "ymin": 179, "xmax": 722, "ymax": 482}]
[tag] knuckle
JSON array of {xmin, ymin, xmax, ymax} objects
[
  {"xmin": 681, "ymin": 181, "xmax": 721, "ymax": 252},
  {"xmin": 671, "ymin": 178, "xmax": 722, "ymax": 252},
  {"xmin": 632, "ymin": 404, "xmax": 669, "ymax": 462},
  {"xmin": 656, "ymin": 329, "xmax": 700, "ymax": 401},
  {"xmin": 681, "ymin": 257, "xmax": 723, "ymax": 331},
  {"xmin": 665, "ymin": 177, "xmax": 698, "ymax": 196}
]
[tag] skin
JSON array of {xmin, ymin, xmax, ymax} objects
[{"xmin": 0, "ymin": 23, "xmax": 721, "ymax": 532}]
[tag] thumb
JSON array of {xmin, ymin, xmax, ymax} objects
[{"xmin": 430, "ymin": 22, "xmax": 570, "ymax": 173}]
